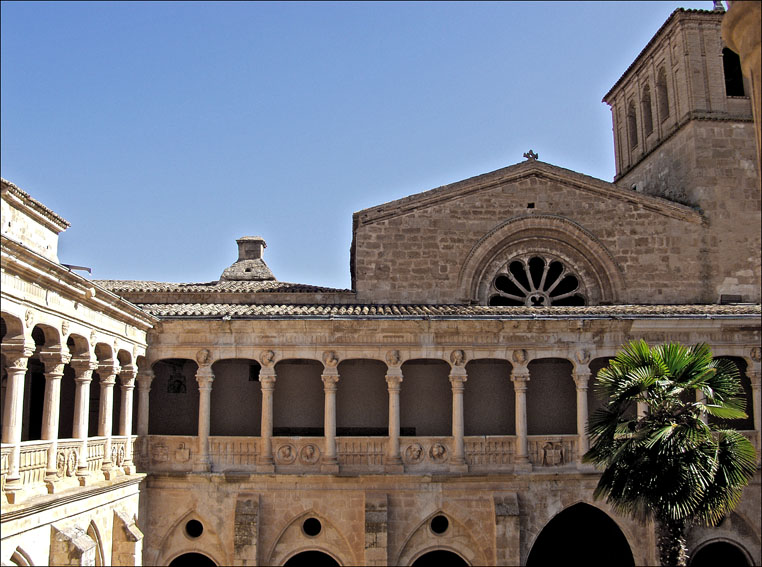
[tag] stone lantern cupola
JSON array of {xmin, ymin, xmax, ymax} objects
[{"xmin": 219, "ymin": 236, "xmax": 276, "ymax": 281}]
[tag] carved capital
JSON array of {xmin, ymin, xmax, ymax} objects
[
  {"xmin": 2, "ymin": 343, "xmax": 35, "ymax": 369},
  {"xmin": 196, "ymin": 367, "xmax": 215, "ymax": 390},
  {"xmin": 573, "ymin": 371, "xmax": 592, "ymax": 389},
  {"xmin": 259, "ymin": 371, "xmax": 276, "ymax": 390},
  {"xmin": 259, "ymin": 350, "xmax": 276, "ymax": 368},
  {"xmin": 511, "ymin": 371, "xmax": 530, "ymax": 391},
  {"xmin": 322, "ymin": 350, "xmax": 339, "ymax": 369},
  {"xmin": 136, "ymin": 370, "xmax": 155, "ymax": 391},
  {"xmin": 40, "ymin": 349, "xmax": 71, "ymax": 376},
  {"xmin": 449, "ymin": 374, "xmax": 467, "ymax": 390},
  {"xmin": 385, "ymin": 374, "xmax": 403, "ymax": 391},
  {"xmin": 321, "ymin": 374, "xmax": 340, "ymax": 391},
  {"xmin": 120, "ymin": 365, "xmax": 137, "ymax": 387},
  {"xmin": 450, "ymin": 349, "xmax": 466, "ymax": 367},
  {"xmin": 71, "ymin": 358, "xmax": 98, "ymax": 382}
]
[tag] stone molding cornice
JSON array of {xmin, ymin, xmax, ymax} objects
[
  {"xmin": 1, "ymin": 236, "xmax": 158, "ymax": 330},
  {"xmin": 1, "ymin": 178, "xmax": 70, "ymax": 233}
]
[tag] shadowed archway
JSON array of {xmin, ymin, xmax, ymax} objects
[
  {"xmin": 527, "ymin": 503, "xmax": 634, "ymax": 566},
  {"xmin": 169, "ymin": 552, "xmax": 217, "ymax": 566},
  {"xmin": 689, "ymin": 541, "xmax": 751, "ymax": 566},
  {"xmin": 412, "ymin": 549, "xmax": 468, "ymax": 566},
  {"xmin": 284, "ymin": 550, "xmax": 340, "ymax": 566}
]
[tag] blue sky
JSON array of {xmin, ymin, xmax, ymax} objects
[{"xmin": 1, "ymin": 1, "xmax": 715, "ymax": 289}]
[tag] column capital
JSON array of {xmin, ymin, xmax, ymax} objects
[
  {"xmin": 573, "ymin": 370, "xmax": 592, "ymax": 389},
  {"xmin": 98, "ymin": 361, "xmax": 121, "ymax": 383},
  {"xmin": 385, "ymin": 374, "xmax": 403, "ymax": 390},
  {"xmin": 259, "ymin": 369, "xmax": 277, "ymax": 390},
  {"xmin": 136, "ymin": 370, "xmax": 155, "ymax": 390},
  {"xmin": 322, "ymin": 374, "xmax": 340, "ymax": 391},
  {"xmin": 2, "ymin": 343, "xmax": 35, "ymax": 368},
  {"xmin": 749, "ymin": 371, "xmax": 761, "ymax": 387},
  {"xmin": 71, "ymin": 358, "xmax": 98, "ymax": 382},
  {"xmin": 196, "ymin": 366, "xmax": 215, "ymax": 389},
  {"xmin": 119, "ymin": 365, "xmax": 137, "ymax": 386},
  {"xmin": 449, "ymin": 373, "xmax": 467, "ymax": 390},
  {"xmin": 39, "ymin": 349, "xmax": 72, "ymax": 371}
]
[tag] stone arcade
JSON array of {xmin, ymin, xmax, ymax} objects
[{"xmin": 1, "ymin": 5, "xmax": 761, "ymax": 566}]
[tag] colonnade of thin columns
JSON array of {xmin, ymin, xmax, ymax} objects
[
  {"xmin": 1, "ymin": 345, "xmax": 138, "ymax": 500},
  {"xmin": 134, "ymin": 350, "xmax": 607, "ymax": 473}
]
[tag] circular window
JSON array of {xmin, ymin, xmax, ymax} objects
[
  {"xmin": 489, "ymin": 256, "xmax": 586, "ymax": 306},
  {"xmin": 430, "ymin": 515, "xmax": 449, "ymax": 535},
  {"xmin": 302, "ymin": 517, "xmax": 322, "ymax": 537},
  {"xmin": 185, "ymin": 519, "xmax": 204, "ymax": 538}
]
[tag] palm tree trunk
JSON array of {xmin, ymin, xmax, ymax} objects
[{"xmin": 656, "ymin": 516, "xmax": 688, "ymax": 566}]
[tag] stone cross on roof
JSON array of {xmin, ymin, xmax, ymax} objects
[{"xmin": 523, "ymin": 149, "xmax": 539, "ymax": 161}]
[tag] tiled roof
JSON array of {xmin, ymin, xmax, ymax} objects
[
  {"xmin": 137, "ymin": 303, "xmax": 762, "ymax": 319},
  {"xmin": 94, "ymin": 280, "xmax": 352, "ymax": 294},
  {"xmin": 1, "ymin": 178, "xmax": 71, "ymax": 228}
]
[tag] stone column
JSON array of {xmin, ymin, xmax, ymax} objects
[
  {"xmin": 384, "ymin": 366, "xmax": 404, "ymax": 472},
  {"xmin": 696, "ymin": 389, "xmax": 709, "ymax": 424},
  {"xmin": 449, "ymin": 350, "xmax": 468, "ymax": 472},
  {"xmin": 40, "ymin": 350, "xmax": 71, "ymax": 487},
  {"xmin": 135, "ymin": 368, "xmax": 153, "ymax": 466},
  {"xmin": 1, "ymin": 343, "xmax": 34, "ymax": 500},
  {"xmin": 511, "ymin": 364, "xmax": 531, "ymax": 467},
  {"xmin": 98, "ymin": 361, "xmax": 120, "ymax": 480},
  {"xmin": 573, "ymin": 366, "xmax": 591, "ymax": 464},
  {"xmin": 71, "ymin": 359, "xmax": 97, "ymax": 483},
  {"xmin": 194, "ymin": 365, "xmax": 214, "ymax": 472},
  {"xmin": 119, "ymin": 365, "xmax": 137, "ymax": 474},
  {"xmin": 750, "ymin": 370, "xmax": 761, "ymax": 436},
  {"xmin": 320, "ymin": 351, "xmax": 340, "ymax": 473},
  {"xmin": 258, "ymin": 365, "xmax": 276, "ymax": 473}
]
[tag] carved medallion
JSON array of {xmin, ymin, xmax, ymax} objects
[
  {"xmin": 322, "ymin": 350, "xmax": 339, "ymax": 368},
  {"xmin": 276, "ymin": 444, "xmax": 297, "ymax": 464},
  {"xmin": 512, "ymin": 349, "xmax": 527, "ymax": 364},
  {"xmin": 151, "ymin": 444, "xmax": 169, "ymax": 463},
  {"xmin": 429, "ymin": 443, "xmax": 448, "ymax": 463},
  {"xmin": 299, "ymin": 444, "xmax": 320, "ymax": 465},
  {"xmin": 66, "ymin": 450, "xmax": 78, "ymax": 476},
  {"xmin": 404, "ymin": 443, "xmax": 424, "ymax": 464},
  {"xmin": 196, "ymin": 348, "xmax": 211, "ymax": 365},
  {"xmin": 450, "ymin": 350, "xmax": 466, "ymax": 367},
  {"xmin": 57, "ymin": 450, "xmax": 67, "ymax": 477},
  {"xmin": 61, "ymin": 320, "xmax": 70, "ymax": 337},
  {"xmin": 260, "ymin": 350, "xmax": 275, "ymax": 367},
  {"xmin": 385, "ymin": 350, "xmax": 401, "ymax": 367},
  {"xmin": 751, "ymin": 347, "xmax": 761, "ymax": 363}
]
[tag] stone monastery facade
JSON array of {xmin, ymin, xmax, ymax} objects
[{"xmin": 2, "ymin": 4, "xmax": 761, "ymax": 566}]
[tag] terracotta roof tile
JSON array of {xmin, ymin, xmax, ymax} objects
[
  {"xmin": 94, "ymin": 279, "xmax": 352, "ymax": 294},
  {"xmin": 136, "ymin": 303, "xmax": 761, "ymax": 319}
]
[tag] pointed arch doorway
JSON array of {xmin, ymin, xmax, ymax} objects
[{"xmin": 527, "ymin": 503, "xmax": 634, "ymax": 566}]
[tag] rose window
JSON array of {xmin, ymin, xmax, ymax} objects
[{"xmin": 488, "ymin": 256, "xmax": 586, "ymax": 306}]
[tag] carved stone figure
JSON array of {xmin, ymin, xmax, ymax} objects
[
  {"xmin": 386, "ymin": 350, "xmax": 401, "ymax": 367},
  {"xmin": 751, "ymin": 346, "xmax": 761, "ymax": 362},
  {"xmin": 450, "ymin": 349, "xmax": 466, "ymax": 366},
  {"xmin": 404, "ymin": 444, "xmax": 424, "ymax": 464},
  {"xmin": 61, "ymin": 320, "xmax": 70, "ymax": 337},
  {"xmin": 512, "ymin": 349, "xmax": 527, "ymax": 364},
  {"xmin": 429, "ymin": 443, "xmax": 448, "ymax": 462},
  {"xmin": 322, "ymin": 350, "xmax": 339, "ymax": 368},
  {"xmin": 277, "ymin": 444, "xmax": 296, "ymax": 464},
  {"xmin": 299, "ymin": 444, "xmax": 320, "ymax": 465},
  {"xmin": 196, "ymin": 348, "xmax": 211, "ymax": 365},
  {"xmin": 260, "ymin": 350, "xmax": 276, "ymax": 367},
  {"xmin": 576, "ymin": 349, "xmax": 591, "ymax": 365}
]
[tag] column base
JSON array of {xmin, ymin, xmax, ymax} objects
[
  {"xmin": 449, "ymin": 462, "xmax": 469, "ymax": 473},
  {"xmin": 514, "ymin": 462, "xmax": 532, "ymax": 473},
  {"xmin": 257, "ymin": 463, "xmax": 276, "ymax": 473},
  {"xmin": 192, "ymin": 459, "xmax": 212, "ymax": 473},
  {"xmin": 77, "ymin": 470, "xmax": 92, "ymax": 486},
  {"xmin": 4, "ymin": 477, "xmax": 22, "ymax": 504},
  {"xmin": 384, "ymin": 463, "xmax": 405, "ymax": 473},
  {"xmin": 320, "ymin": 461, "xmax": 339, "ymax": 474}
]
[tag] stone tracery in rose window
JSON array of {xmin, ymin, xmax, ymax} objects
[{"xmin": 488, "ymin": 255, "xmax": 586, "ymax": 307}]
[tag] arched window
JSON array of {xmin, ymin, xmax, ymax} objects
[
  {"xmin": 488, "ymin": 255, "xmax": 586, "ymax": 307},
  {"xmin": 656, "ymin": 67, "xmax": 669, "ymax": 121},
  {"xmin": 642, "ymin": 85, "xmax": 653, "ymax": 136},
  {"xmin": 627, "ymin": 101, "xmax": 638, "ymax": 150},
  {"xmin": 723, "ymin": 47, "xmax": 745, "ymax": 96}
]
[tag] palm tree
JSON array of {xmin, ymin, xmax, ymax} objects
[{"xmin": 583, "ymin": 340, "xmax": 757, "ymax": 567}]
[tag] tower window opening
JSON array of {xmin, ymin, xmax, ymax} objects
[
  {"xmin": 627, "ymin": 101, "xmax": 638, "ymax": 150},
  {"xmin": 642, "ymin": 86, "xmax": 653, "ymax": 136},
  {"xmin": 656, "ymin": 67, "xmax": 669, "ymax": 121},
  {"xmin": 723, "ymin": 47, "xmax": 745, "ymax": 96}
]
